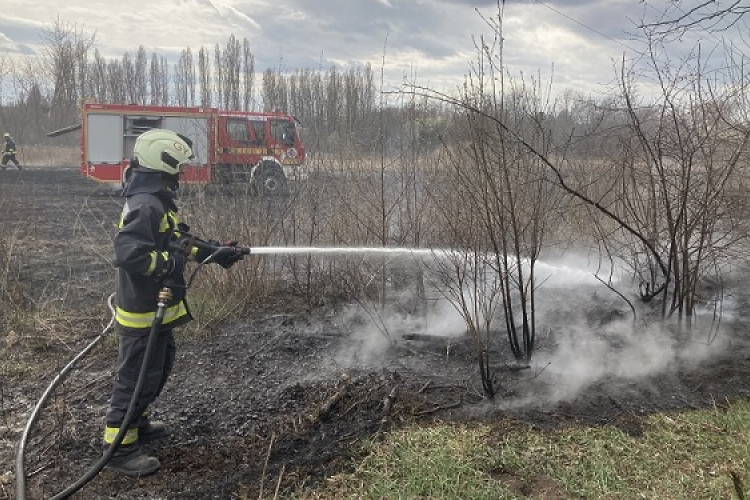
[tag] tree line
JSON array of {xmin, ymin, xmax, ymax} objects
[{"xmin": 0, "ymin": 21, "xmax": 384, "ymax": 150}]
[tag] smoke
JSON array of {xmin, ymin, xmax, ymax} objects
[
  {"xmin": 508, "ymin": 251, "xmax": 729, "ymax": 408},
  {"xmin": 531, "ymin": 321, "xmax": 683, "ymax": 404},
  {"xmin": 332, "ymin": 250, "xmax": 733, "ymax": 409},
  {"xmin": 333, "ymin": 291, "xmax": 465, "ymax": 369}
]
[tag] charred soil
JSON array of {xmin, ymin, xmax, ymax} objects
[{"xmin": 2, "ymin": 167, "xmax": 750, "ymax": 499}]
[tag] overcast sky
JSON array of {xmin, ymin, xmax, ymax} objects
[{"xmin": 0, "ymin": 0, "xmax": 737, "ymax": 100}]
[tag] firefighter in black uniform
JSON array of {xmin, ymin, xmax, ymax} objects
[
  {"xmin": 2, "ymin": 133, "xmax": 22, "ymax": 170},
  {"xmin": 104, "ymin": 129, "xmax": 244, "ymax": 476}
]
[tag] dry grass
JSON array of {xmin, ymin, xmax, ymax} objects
[{"xmin": 14, "ymin": 145, "xmax": 78, "ymax": 167}]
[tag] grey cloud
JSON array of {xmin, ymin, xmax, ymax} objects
[
  {"xmin": 0, "ymin": 18, "xmax": 41, "ymax": 55},
  {"xmin": 5, "ymin": 0, "xmax": 720, "ymax": 99},
  {"xmin": 500, "ymin": 0, "xmax": 604, "ymax": 6},
  {"xmin": 232, "ymin": 0, "xmax": 483, "ymax": 72},
  {"xmin": 0, "ymin": 42, "xmax": 36, "ymax": 56}
]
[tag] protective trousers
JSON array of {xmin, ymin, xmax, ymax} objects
[
  {"xmin": 2, "ymin": 153, "xmax": 20, "ymax": 166},
  {"xmin": 105, "ymin": 328, "xmax": 175, "ymax": 440}
]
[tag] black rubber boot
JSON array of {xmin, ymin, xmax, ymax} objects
[
  {"xmin": 139, "ymin": 419, "xmax": 170, "ymax": 442},
  {"xmin": 105, "ymin": 443, "xmax": 161, "ymax": 477}
]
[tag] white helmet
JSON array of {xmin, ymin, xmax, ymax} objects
[
  {"xmin": 133, "ymin": 129, "xmax": 193, "ymax": 175},
  {"xmin": 3, "ymin": 133, "xmax": 9, "ymax": 138}
]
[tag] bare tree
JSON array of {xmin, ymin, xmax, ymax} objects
[
  {"xmin": 198, "ymin": 47, "xmax": 212, "ymax": 107},
  {"xmin": 175, "ymin": 48, "xmax": 195, "ymax": 106},
  {"xmin": 0, "ymin": 52, "xmax": 8, "ymax": 135},
  {"xmin": 222, "ymin": 35, "xmax": 241, "ymax": 110},
  {"xmin": 261, "ymin": 68, "xmax": 280, "ymax": 112},
  {"xmin": 41, "ymin": 19, "xmax": 96, "ymax": 129},
  {"xmin": 158, "ymin": 56, "xmax": 170, "ymax": 105},
  {"xmin": 90, "ymin": 49, "xmax": 108, "ymax": 102},
  {"xmin": 242, "ymin": 38, "xmax": 254, "ymax": 111},
  {"xmin": 214, "ymin": 43, "xmax": 223, "ymax": 108},
  {"xmin": 609, "ymin": 37, "xmax": 750, "ymax": 322},
  {"xmin": 640, "ymin": 0, "xmax": 750, "ymax": 36},
  {"xmin": 134, "ymin": 46, "xmax": 148, "ymax": 104},
  {"xmin": 122, "ymin": 52, "xmax": 135, "ymax": 102},
  {"xmin": 150, "ymin": 53, "xmax": 162, "ymax": 105},
  {"xmin": 0, "ymin": 55, "xmax": 52, "ymax": 143},
  {"xmin": 326, "ymin": 66, "xmax": 341, "ymax": 138},
  {"xmin": 107, "ymin": 59, "xmax": 125, "ymax": 104}
]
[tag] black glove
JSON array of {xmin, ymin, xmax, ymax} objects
[{"xmin": 211, "ymin": 242, "xmax": 245, "ymax": 269}]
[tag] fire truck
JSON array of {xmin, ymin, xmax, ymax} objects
[{"xmin": 78, "ymin": 102, "xmax": 305, "ymax": 195}]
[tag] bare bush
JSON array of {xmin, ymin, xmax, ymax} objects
[{"xmin": 577, "ymin": 38, "xmax": 750, "ymax": 322}]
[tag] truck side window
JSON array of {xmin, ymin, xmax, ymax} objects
[
  {"xmin": 282, "ymin": 123, "xmax": 296, "ymax": 146},
  {"xmin": 227, "ymin": 118, "xmax": 249, "ymax": 143},
  {"xmin": 251, "ymin": 120, "xmax": 266, "ymax": 146},
  {"xmin": 271, "ymin": 119, "xmax": 296, "ymax": 145}
]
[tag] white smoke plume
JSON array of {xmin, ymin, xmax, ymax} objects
[
  {"xmin": 333, "ymin": 291, "xmax": 465, "ymax": 369},
  {"xmin": 333, "ymin": 251, "xmax": 733, "ymax": 408},
  {"xmin": 508, "ymin": 251, "xmax": 731, "ymax": 407}
]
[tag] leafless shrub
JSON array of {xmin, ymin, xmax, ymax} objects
[{"xmin": 577, "ymin": 36, "xmax": 750, "ymax": 323}]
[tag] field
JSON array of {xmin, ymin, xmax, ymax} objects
[{"xmin": 2, "ymin": 166, "xmax": 750, "ymax": 499}]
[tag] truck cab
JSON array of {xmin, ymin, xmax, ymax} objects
[{"xmin": 215, "ymin": 112, "xmax": 305, "ymax": 194}]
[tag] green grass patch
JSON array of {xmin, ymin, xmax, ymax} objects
[{"xmin": 290, "ymin": 401, "xmax": 750, "ymax": 499}]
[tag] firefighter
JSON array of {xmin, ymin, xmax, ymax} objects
[
  {"xmin": 2, "ymin": 132, "xmax": 22, "ymax": 171},
  {"xmin": 104, "ymin": 129, "xmax": 244, "ymax": 476}
]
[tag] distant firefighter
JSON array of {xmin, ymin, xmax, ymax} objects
[{"xmin": 2, "ymin": 133, "xmax": 23, "ymax": 171}]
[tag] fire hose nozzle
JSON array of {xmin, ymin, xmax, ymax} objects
[{"xmin": 169, "ymin": 236, "xmax": 250, "ymax": 257}]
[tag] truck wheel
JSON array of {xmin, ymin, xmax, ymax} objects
[{"xmin": 252, "ymin": 161, "xmax": 289, "ymax": 197}]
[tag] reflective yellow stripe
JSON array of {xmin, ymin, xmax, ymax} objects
[
  {"xmin": 146, "ymin": 251, "xmax": 158, "ymax": 275},
  {"xmin": 116, "ymin": 308, "xmax": 156, "ymax": 329},
  {"xmin": 118, "ymin": 201, "xmax": 131, "ymax": 229},
  {"xmin": 158, "ymin": 211, "xmax": 178, "ymax": 233},
  {"xmin": 163, "ymin": 302, "xmax": 189, "ymax": 323},
  {"xmin": 145, "ymin": 251, "xmax": 169, "ymax": 276},
  {"xmin": 104, "ymin": 426, "xmax": 138, "ymax": 445},
  {"xmin": 115, "ymin": 302, "xmax": 189, "ymax": 329},
  {"xmin": 159, "ymin": 213, "xmax": 170, "ymax": 233}
]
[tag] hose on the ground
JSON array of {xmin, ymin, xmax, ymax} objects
[
  {"xmin": 15, "ymin": 245, "xmax": 233, "ymax": 500},
  {"xmin": 48, "ymin": 288, "xmax": 171, "ymax": 500},
  {"xmin": 15, "ymin": 293, "xmax": 117, "ymax": 500}
]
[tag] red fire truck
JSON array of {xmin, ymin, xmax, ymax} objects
[{"xmin": 79, "ymin": 102, "xmax": 305, "ymax": 195}]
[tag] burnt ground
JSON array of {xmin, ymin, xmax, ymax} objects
[{"xmin": 1, "ymin": 166, "xmax": 750, "ymax": 500}]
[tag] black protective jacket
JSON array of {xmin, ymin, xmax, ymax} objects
[
  {"xmin": 3, "ymin": 138, "xmax": 16, "ymax": 154},
  {"xmin": 113, "ymin": 170, "xmax": 192, "ymax": 335}
]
